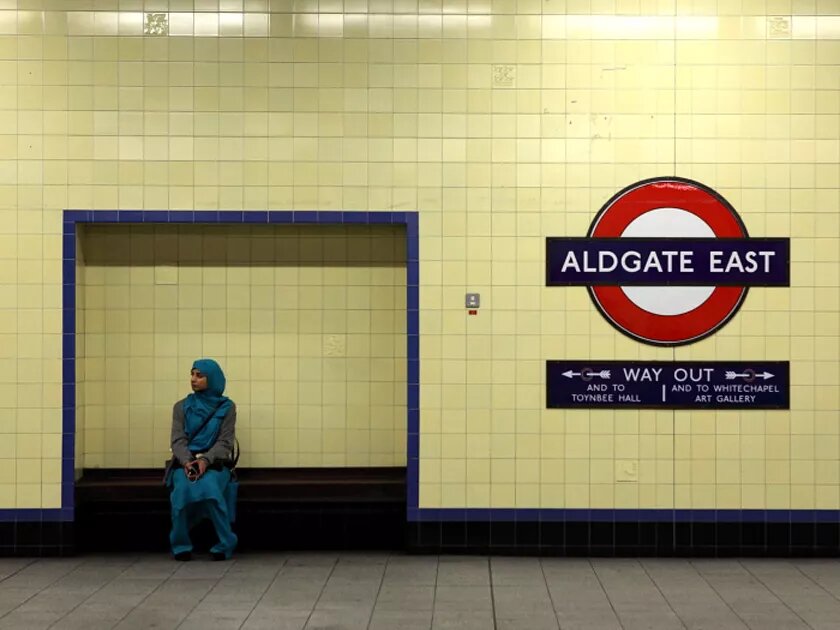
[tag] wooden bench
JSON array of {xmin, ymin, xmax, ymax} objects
[{"xmin": 75, "ymin": 467, "xmax": 407, "ymax": 552}]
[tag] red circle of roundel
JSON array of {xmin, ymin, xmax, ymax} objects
[{"xmin": 587, "ymin": 177, "xmax": 748, "ymax": 346}]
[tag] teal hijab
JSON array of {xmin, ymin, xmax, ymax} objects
[{"xmin": 183, "ymin": 359, "xmax": 232, "ymax": 452}]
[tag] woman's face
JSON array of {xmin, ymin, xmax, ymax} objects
[{"xmin": 190, "ymin": 368, "xmax": 208, "ymax": 392}]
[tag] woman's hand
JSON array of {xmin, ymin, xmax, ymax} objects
[
  {"xmin": 183, "ymin": 459, "xmax": 207, "ymax": 481},
  {"xmin": 195, "ymin": 458, "xmax": 208, "ymax": 478},
  {"xmin": 183, "ymin": 460, "xmax": 195, "ymax": 477}
]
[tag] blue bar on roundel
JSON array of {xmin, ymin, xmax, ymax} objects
[{"xmin": 545, "ymin": 237, "xmax": 789, "ymax": 286}]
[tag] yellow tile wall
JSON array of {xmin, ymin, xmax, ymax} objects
[
  {"xmin": 77, "ymin": 224, "xmax": 406, "ymax": 469},
  {"xmin": 0, "ymin": 2, "xmax": 837, "ymax": 510}
]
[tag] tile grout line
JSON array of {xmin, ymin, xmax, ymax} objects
[
  {"xmin": 236, "ymin": 555, "xmax": 289, "ymax": 630},
  {"xmin": 791, "ymin": 561, "xmax": 840, "ymax": 605},
  {"xmin": 671, "ymin": 0, "xmax": 678, "ymax": 549},
  {"xmin": 45, "ymin": 556, "xmax": 142, "ymax": 629},
  {"xmin": 488, "ymin": 557, "xmax": 498, "ymax": 630},
  {"xmin": 101, "ymin": 556, "xmax": 181, "ymax": 629},
  {"xmin": 301, "ymin": 555, "xmax": 339, "ymax": 630},
  {"xmin": 0, "ymin": 559, "xmax": 36, "ymax": 585},
  {"xmin": 685, "ymin": 559, "xmax": 751, "ymax": 630},
  {"xmin": 537, "ymin": 559, "xmax": 562, "ymax": 630},
  {"xmin": 588, "ymin": 559, "xmax": 626, "ymax": 630},
  {"xmin": 637, "ymin": 560, "xmax": 688, "ymax": 630},
  {"xmin": 0, "ymin": 557, "xmax": 87, "ymax": 622},
  {"xmin": 364, "ymin": 553, "xmax": 390, "ymax": 630},
  {"xmin": 428, "ymin": 555, "xmax": 439, "ymax": 630},
  {"xmin": 738, "ymin": 560, "xmax": 817, "ymax": 630},
  {"xmin": 173, "ymin": 557, "xmax": 240, "ymax": 630}
]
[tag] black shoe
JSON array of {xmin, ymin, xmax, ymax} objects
[
  {"xmin": 174, "ymin": 551, "xmax": 192, "ymax": 562},
  {"xmin": 210, "ymin": 552, "xmax": 227, "ymax": 561}
]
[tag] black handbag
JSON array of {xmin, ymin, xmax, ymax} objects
[{"xmin": 163, "ymin": 399, "xmax": 227, "ymax": 484}]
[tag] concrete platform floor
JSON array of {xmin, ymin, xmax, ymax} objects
[{"xmin": 2, "ymin": 553, "xmax": 840, "ymax": 629}]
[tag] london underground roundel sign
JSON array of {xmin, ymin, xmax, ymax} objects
[
  {"xmin": 589, "ymin": 178, "xmax": 745, "ymax": 345},
  {"xmin": 546, "ymin": 177, "xmax": 790, "ymax": 346}
]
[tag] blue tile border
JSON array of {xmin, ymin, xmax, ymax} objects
[
  {"xmin": 0, "ymin": 210, "xmax": 420, "ymax": 524},
  {"xmin": 404, "ymin": 213, "xmax": 421, "ymax": 524},
  {"xmin": 0, "ymin": 509, "xmax": 73, "ymax": 523},
  {"xmin": 406, "ymin": 508, "xmax": 840, "ymax": 524}
]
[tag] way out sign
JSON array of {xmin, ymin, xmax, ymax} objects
[{"xmin": 546, "ymin": 361, "xmax": 790, "ymax": 409}]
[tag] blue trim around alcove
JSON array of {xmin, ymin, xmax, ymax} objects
[{"xmin": 0, "ymin": 210, "xmax": 419, "ymax": 523}]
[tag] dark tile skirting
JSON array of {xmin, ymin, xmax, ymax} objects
[{"xmin": 4, "ymin": 519, "xmax": 840, "ymax": 557}]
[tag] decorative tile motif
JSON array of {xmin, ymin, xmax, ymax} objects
[
  {"xmin": 144, "ymin": 13, "xmax": 168, "ymax": 36},
  {"xmin": 323, "ymin": 334, "xmax": 346, "ymax": 357},
  {"xmin": 767, "ymin": 16, "xmax": 790, "ymax": 38},
  {"xmin": 492, "ymin": 64, "xmax": 515, "ymax": 88}
]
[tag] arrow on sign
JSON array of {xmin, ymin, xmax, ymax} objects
[
  {"xmin": 562, "ymin": 369, "xmax": 611, "ymax": 380},
  {"xmin": 725, "ymin": 370, "xmax": 774, "ymax": 381}
]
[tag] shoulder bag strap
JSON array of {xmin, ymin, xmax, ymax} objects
[
  {"xmin": 231, "ymin": 438, "xmax": 240, "ymax": 468},
  {"xmin": 185, "ymin": 399, "xmax": 227, "ymax": 442}
]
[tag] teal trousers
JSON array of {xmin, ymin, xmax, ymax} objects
[{"xmin": 169, "ymin": 468, "xmax": 238, "ymax": 559}]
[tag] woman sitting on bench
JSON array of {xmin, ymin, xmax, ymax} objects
[{"xmin": 166, "ymin": 358, "xmax": 238, "ymax": 561}]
